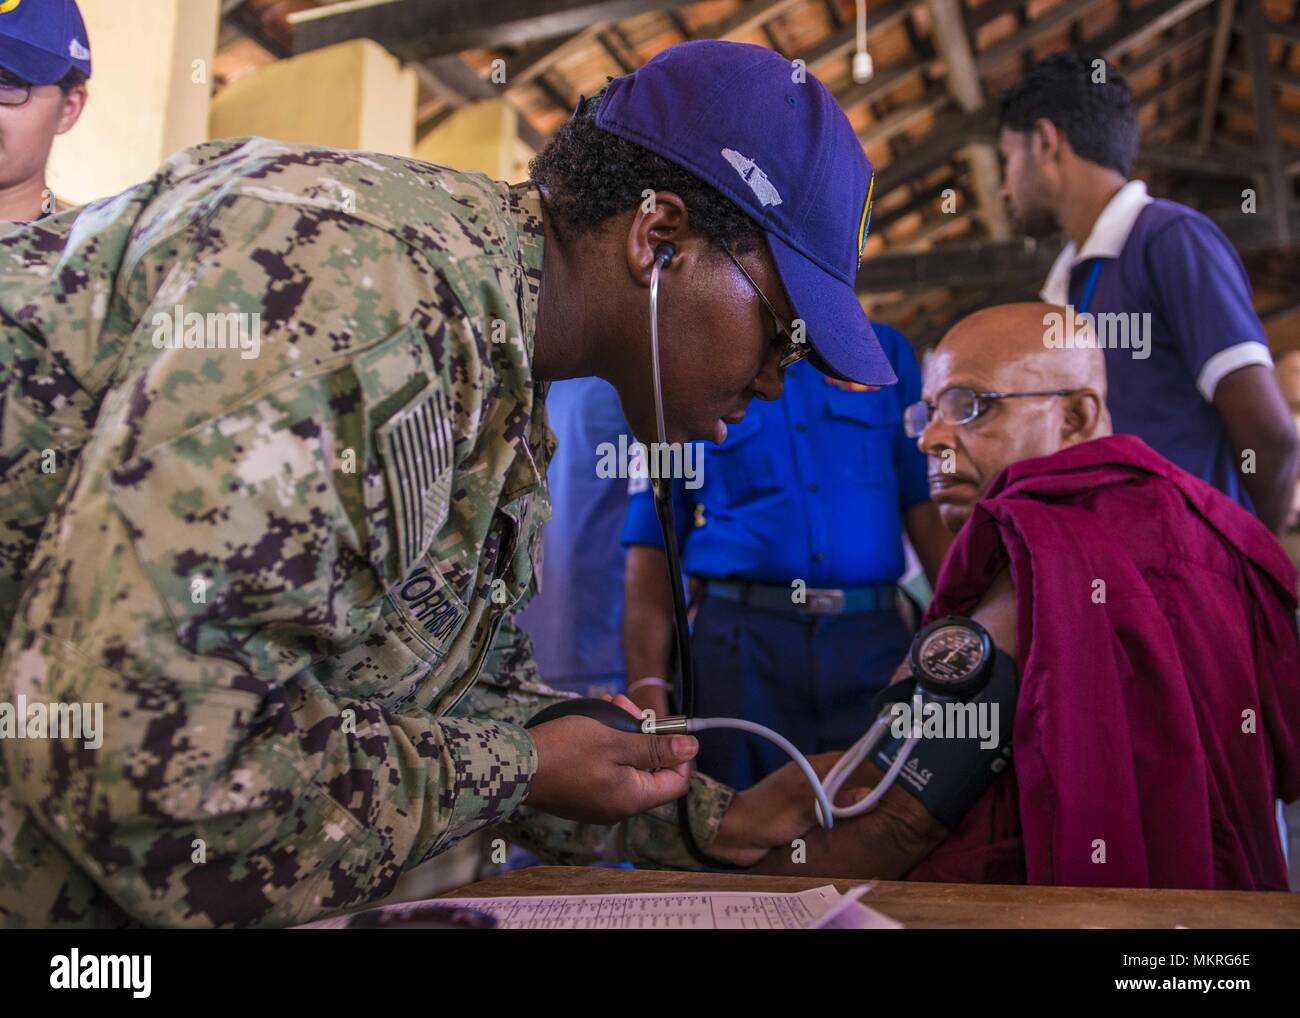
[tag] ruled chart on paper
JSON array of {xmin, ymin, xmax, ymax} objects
[
  {"xmin": 430, "ymin": 886, "xmax": 841, "ymax": 929},
  {"xmin": 298, "ymin": 883, "xmax": 901, "ymax": 930}
]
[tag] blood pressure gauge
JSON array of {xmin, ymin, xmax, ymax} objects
[{"xmin": 909, "ymin": 616, "xmax": 994, "ymax": 700}]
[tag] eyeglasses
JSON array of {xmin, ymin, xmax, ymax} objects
[
  {"xmin": 723, "ymin": 248, "xmax": 809, "ymax": 371},
  {"xmin": 903, "ymin": 386, "xmax": 1080, "ymax": 438},
  {"xmin": 0, "ymin": 72, "xmax": 32, "ymax": 107}
]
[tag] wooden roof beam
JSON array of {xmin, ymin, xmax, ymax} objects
[
  {"xmin": 708, "ymin": 0, "xmax": 804, "ymax": 40},
  {"xmin": 968, "ymin": 0, "xmax": 1022, "ymax": 33},
  {"xmin": 414, "ymin": 56, "xmax": 547, "ymax": 149},
  {"xmin": 928, "ymin": 0, "xmax": 1010, "ymax": 240},
  {"xmin": 797, "ymin": 0, "xmax": 921, "ymax": 74},
  {"xmin": 1224, "ymin": 59, "xmax": 1300, "ymax": 94},
  {"xmin": 857, "ymin": 207, "xmax": 1300, "ymax": 291},
  {"xmin": 1133, "ymin": 62, "xmax": 1204, "ymax": 108},
  {"xmin": 874, "ymin": 176, "xmax": 969, "ymax": 232},
  {"xmin": 834, "ymin": 51, "xmax": 941, "ymax": 113},
  {"xmin": 859, "ymin": 88, "xmax": 950, "ymax": 147},
  {"xmin": 1139, "ymin": 140, "xmax": 1256, "ymax": 177},
  {"xmin": 1196, "ymin": 0, "xmax": 1236, "ymax": 150},
  {"xmin": 975, "ymin": 0, "xmax": 1103, "ymax": 75},
  {"xmin": 1241, "ymin": 0, "xmax": 1292, "ymax": 246},
  {"xmin": 1121, "ymin": 10, "xmax": 1214, "ymax": 80},
  {"xmin": 1220, "ymin": 96, "xmax": 1300, "ymax": 132},
  {"xmin": 289, "ymin": 0, "xmax": 690, "ymax": 61},
  {"xmin": 1087, "ymin": 0, "xmax": 1218, "ymax": 62}
]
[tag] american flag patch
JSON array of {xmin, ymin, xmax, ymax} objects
[{"xmin": 378, "ymin": 387, "xmax": 455, "ymax": 578}]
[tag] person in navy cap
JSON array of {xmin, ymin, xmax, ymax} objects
[
  {"xmin": 526, "ymin": 42, "xmax": 939, "ymax": 793},
  {"xmin": 0, "ymin": 38, "xmax": 896, "ymax": 925},
  {"xmin": 0, "ymin": 0, "xmax": 91, "ymax": 221}
]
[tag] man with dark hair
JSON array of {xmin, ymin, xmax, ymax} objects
[
  {"xmin": 0, "ymin": 0, "xmax": 90, "ymax": 221},
  {"xmin": 998, "ymin": 50, "xmax": 1298, "ymax": 532},
  {"xmin": 0, "ymin": 41, "xmax": 886, "ymax": 926}
]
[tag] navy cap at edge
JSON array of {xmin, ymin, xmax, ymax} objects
[{"xmin": 0, "ymin": 0, "xmax": 92, "ymax": 87}]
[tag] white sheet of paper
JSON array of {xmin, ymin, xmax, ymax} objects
[
  {"xmin": 299, "ymin": 883, "xmax": 902, "ymax": 930},
  {"xmin": 810, "ymin": 883, "xmax": 903, "ymax": 929}
]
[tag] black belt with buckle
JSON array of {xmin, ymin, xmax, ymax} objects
[{"xmin": 702, "ymin": 579, "xmax": 897, "ymax": 617}]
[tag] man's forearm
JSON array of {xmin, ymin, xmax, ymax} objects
[
  {"xmin": 1240, "ymin": 440, "xmax": 1300, "ymax": 533},
  {"xmin": 622, "ymin": 545, "xmax": 677, "ymax": 712},
  {"xmin": 1215, "ymin": 363, "xmax": 1300, "ymax": 533},
  {"xmin": 750, "ymin": 761, "xmax": 948, "ymax": 878}
]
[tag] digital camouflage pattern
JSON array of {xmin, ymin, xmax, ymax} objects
[{"xmin": 0, "ymin": 137, "xmax": 733, "ymax": 928}]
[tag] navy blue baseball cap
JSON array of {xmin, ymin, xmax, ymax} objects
[
  {"xmin": 595, "ymin": 40, "xmax": 893, "ymax": 387},
  {"xmin": 0, "ymin": 0, "xmax": 92, "ymax": 86}
]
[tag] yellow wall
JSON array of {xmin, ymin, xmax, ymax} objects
[
  {"xmin": 209, "ymin": 39, "xmax": 416, "ymax": 156},
  {"xmin": 48, "ymin": 0, "xmax": 220, "ymax": 205},
  {"xmin": 414, "ymin": 99, "xmax": 528, "ymax": 181}
]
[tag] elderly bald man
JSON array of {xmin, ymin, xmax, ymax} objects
[{"xmin": 756, "ymin": 303, "xmax": 1300, "ymax": 890}]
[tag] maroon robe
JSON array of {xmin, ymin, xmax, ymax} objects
[{"xmin": 908, "ymin": 435, "xmax": 1300, "ymax": 890}]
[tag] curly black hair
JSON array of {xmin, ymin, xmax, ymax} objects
[
  {"xmin": 529, "ymin": 89, "xmax": 765, "ymax": 255},
  {"xmin": 998, "ymin": 50, "xmax": 1138, "ymax": 177}
]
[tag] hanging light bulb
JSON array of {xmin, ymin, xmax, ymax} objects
[{"xmin": 853, "ymin": 0, "xmax": 874, "ymax": 83}]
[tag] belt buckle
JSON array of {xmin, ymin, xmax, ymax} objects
[{"xmin": 804, "ymin": 588, "xmax": 845, "ymax": 615}]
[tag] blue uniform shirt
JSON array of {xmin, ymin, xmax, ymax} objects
[
  {"xmin": 1042, "ymin": 181, "xmax": 1274, "ymax": 508},
  {"xmin": 621, "ymin": 322, "xmax": 928, "ymax": 587},
  {"xmin": 516, "ymin": 377, "xmax": 630, "ymax": 684}
]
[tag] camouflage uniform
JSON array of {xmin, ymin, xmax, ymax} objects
[{"xmin": 0, "ymin": 137, "xmax": 733, "ymax": 928}]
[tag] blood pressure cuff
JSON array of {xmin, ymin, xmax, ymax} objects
[{"xmin": 868, "ymin": 644, "xmax": 1018, "ymax": 830}]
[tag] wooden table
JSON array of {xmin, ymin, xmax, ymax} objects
[{"xmin": 440, "ymin": 865, "xmax": 1300, "ymax": 928}]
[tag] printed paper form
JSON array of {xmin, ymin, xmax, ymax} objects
[
  {"xmin": 299, "ymin": 884, "xmax": 901, "ymax": 930},
  {"xmin": 435, "ymin": 887, "xmax": 834, "ymax": 929}
]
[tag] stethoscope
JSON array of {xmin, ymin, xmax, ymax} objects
[{"xmin": 525, "ymin": 242, "xmax": 918, "ymax": 860}]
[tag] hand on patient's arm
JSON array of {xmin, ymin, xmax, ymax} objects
[
  {"xmin": 709, "ymin": 752, "xmax": 846, "ymax": 866},
  {"xmin": 749, "ymin": 761, "xmax": 949, "ymax": 878},
  {"xmin": 579, "ymin": 695, "xmax": 842, "ymax": 867}
]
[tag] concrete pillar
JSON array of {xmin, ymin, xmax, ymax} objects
[
  {"xmin": 414, "ymin": 99, "xmax": 530, "ymax": 181},
  {"xmin": 209, "ymin": 39, "xmax": 416, "ymax": 157}
]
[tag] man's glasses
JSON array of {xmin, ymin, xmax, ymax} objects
[
  {"xmin": 723, "ymin": 248, "xmax": 809, "ymax": 370},
  {"xmin": 903, "ymin": 387, "xmax": 1080, "ymax": 438},
  {"xmin": 0, "ymin": 73, "xmax": 33, "ymax": 107}
]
